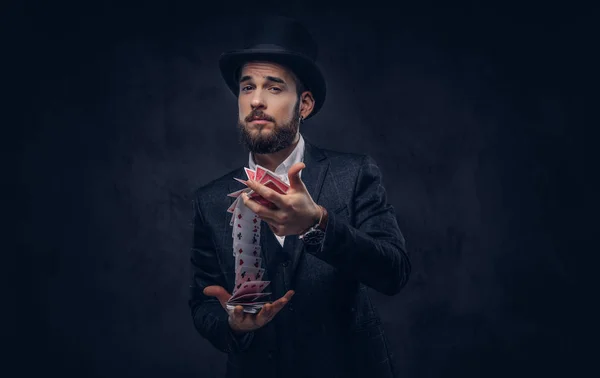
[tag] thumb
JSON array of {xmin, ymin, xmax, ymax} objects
[
  {"xmin": 287, "ymin": 162, "xmax": 306, "ymax": 190},
  {"xmin": 203, "ymin": 285, "xmax": 231, "ymax": 304}
]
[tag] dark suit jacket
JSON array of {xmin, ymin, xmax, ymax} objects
[{"xmin": 189, "ymin": 138, "xmax": 410, "ymax": 378}]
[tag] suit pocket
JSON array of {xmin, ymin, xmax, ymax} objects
[{"xmin": 349, "ymin": 318, "xmax": 395, "ymax": 378}]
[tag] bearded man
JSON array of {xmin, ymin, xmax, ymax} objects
[{"xmin": 188, "ymin": 15, "xmax": 410, "ymax": 378}]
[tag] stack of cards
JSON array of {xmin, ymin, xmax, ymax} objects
[{"xmin": 225, "ymin": 165, "xmax": 291, "ymax": 313}]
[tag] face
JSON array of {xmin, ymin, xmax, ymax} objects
[{"xmin": 237, "ymin": 61, "xmax": 303, "ymax": 154}]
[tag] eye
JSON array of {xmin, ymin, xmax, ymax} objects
[
  {"xmin": 269, "ymin": 87, "xmax": 282, "ymax": 92},
  {"xmin": 240, "ymin": 85, "xmax": 253, "ymax": 92}
]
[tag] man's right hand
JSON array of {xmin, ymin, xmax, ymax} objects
[{"xmin": 203, "ymin": 286, "xmax": 295, "ymax": 334}]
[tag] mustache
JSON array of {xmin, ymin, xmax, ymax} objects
[{"xmin": 245, "ymin": 111, "xmax": 275, "ymax": 123}]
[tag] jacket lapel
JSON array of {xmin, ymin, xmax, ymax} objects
[{"xmin": 287, "ymin": 138, "xmax": 329, "ymax": 287}]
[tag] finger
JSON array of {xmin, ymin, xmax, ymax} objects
[
  {"xmin": 246, "ymin": 180, "xmax": 286, "ymax": 208},
  {"xmin": 240, "ymin": 194, "xmax": 286, "ymax": 229},
  {"xmin": 269, "ymin": 290, "xmax": 295, "ymax": 314},
  {"xmin": 203, "ymin": 286, "xmax": 231, "ymax": 306},
  {"xmin": 233, "ymin": 305, "xmax": 245, "ymax": 318},
  {"xmin": 287, "ymin": 162, "xmax": 306, "ymax": 191},
  {"xmin": 256, "ymin": 303, "xmax": 274, "ymax": 324},
  {"xmin": 283, "ymin": 290, "xmax": 296, "ymax": 301},
  {"xmin": 241, "ymin": 193, "xmax": 279, "ymax": 219},
  {"xmin": 228, "ymin": 305, "xmax": 245, "ymax": 322}
]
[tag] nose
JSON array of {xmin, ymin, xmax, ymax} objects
[{"xmin": 250, "ymin": 90, "xmax": 266, "ymax": 110}]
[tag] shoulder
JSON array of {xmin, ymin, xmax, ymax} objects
[{"xmin": 310, "ymin": 142, "xmax": 378, "ymax": 176}]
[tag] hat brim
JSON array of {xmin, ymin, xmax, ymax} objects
[{"xmin": 219, "ymin": 48, "xmax": 326, "ymax": 120}]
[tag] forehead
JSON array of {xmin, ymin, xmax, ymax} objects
[{"xmin": 240, "ymin": 61, "xmax": 294, "ymax": 81}]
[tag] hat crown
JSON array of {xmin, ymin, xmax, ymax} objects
[{"xmin": 241, "ymin": 16, "xmax": 318, "ymax": 61}]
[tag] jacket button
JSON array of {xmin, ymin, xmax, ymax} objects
[{"xmin": 282, "ymin": 261, "xmax": 289, "ymax": 267}]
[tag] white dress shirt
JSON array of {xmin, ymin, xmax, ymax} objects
[{"xmin": 248, "ymin": 133, "xmax": 305, "ymax": 247}]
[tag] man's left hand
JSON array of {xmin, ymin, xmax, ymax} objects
[{"xmin": 241, "ymin": 162, "xmax": 322, "ymax": 237}]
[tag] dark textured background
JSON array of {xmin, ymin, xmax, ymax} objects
[{"xmin": 14, "ymin": 1, "xmax": 592, "ymax": 377}]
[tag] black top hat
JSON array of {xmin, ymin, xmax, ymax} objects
[{"xmin": 218, "ymin": 16, "xmax": 326, "ymax": 120}]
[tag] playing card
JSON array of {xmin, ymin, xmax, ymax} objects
[
  {"xmin": 231, "ymin": 220, "xmax": 261, "ymax": 244},
  {"xmin": 230, "ymin": 280, "xmax": 271, "ymax": 298},
  {"xmin": 232, "ymin": 218, "xmax": 260, "ymax": 233},
  {"xmin": 232, "ymin": 241, "xmax": 261, "ymax": 257},
  {"xmin": 228, "ymin": 292, "xmax": 271, "ymax": 303},
  {"xmin": 233, "ymin": 202, "xmax": 261, "ymax": 224},
  {"xmin": 226, "ymin": 303, "xmax": 265, "ymax": 314},
  {"xmin": 254, "ymin": 166, "xmax": 267, "ymax": 183},
  {"xmin": 259, "ymin": 172, "xmax": 290, "ymax": 193},
  {"xmin": 230, "ymin": 195, "xmax": 261, "ymax": 225},
  {"xmin": 227, "ymin": 196, "xmax": 241, "ymax": 214},
  {"xmin": 246, "ymin": 185, "xmax": 279, "ymax": 209},
  {"xmin": 244, "ymin": 168, "xmax": 256, "ymax": 180},
  {"xmin": 247, "ymin": 180, "xmax": 288, "ymax": 198},
  {"xmin": 228, "ymin": 302, "xmax": 269, "ymax": 307},
  {"xmin": 244, "ymin": 179, "xmax": 288, "ymax": 210},
  {"xmin": 235, "ymin": 267, "xmax": 265, "ymax": 285},
  {"xmin": 227, "ymin": 293, "xmax": 271, "ymax": 304},
  {"xmin": 235, "ymin": 255, "xmax": 262, "ymax": 273}
]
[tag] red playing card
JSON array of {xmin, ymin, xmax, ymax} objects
[
  {"xmin": 246, "ymin": 181, "xmax": 286, "ymax": 209},
  {"xmin": 259, "ymin": 172, "xmax": 290, "ymax": 193},
  {"xmin": 262, "ymin": 179, "xmax": 288, "ymax": 194},
  {"xmin": 244, "ymin": 168, "xmax": 256, "ymax": 181},
  {"xmin": 255, "ymin": 166, "xmax": 267, "ymax": 183}
]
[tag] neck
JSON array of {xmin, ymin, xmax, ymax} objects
[{"xmin": 253, "ymin": 134, "xmax": 300, "ymax": 172}]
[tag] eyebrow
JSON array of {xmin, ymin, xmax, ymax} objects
[{"xmin": 239, "ymin": 75, "xmax": 286, "ymax": 85}]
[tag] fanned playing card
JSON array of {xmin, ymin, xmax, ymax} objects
[
  {"xmin": 235, "ymin": 255, "xmax": 262, "ymax": 273},
  {"xmin": 245, "ymin": 165, "xmax": 291, "ymax": 208},
  {"xmin": 232, "ymin": 241, "xmax": 261, "ymax": 257},
  {"xmin": 231, "ymin": 280, "xmax": 271, "ymax": 299},
  {"xmin": 225, "ymin": 176, "xmax": 273, "ymax": 313}
]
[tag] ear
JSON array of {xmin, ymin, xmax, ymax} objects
[{"xmin": 299, "ymin": 91, "xmax": 315, "ymax": 119}]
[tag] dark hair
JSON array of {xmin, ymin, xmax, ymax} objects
[{"xmin": 236, "ymin": 64, "xmax": 307, "ymax": 99}]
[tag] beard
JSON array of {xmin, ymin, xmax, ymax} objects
[{"xmin": 237, "ymin": 104, "xmax": 301, "ymax": 155}]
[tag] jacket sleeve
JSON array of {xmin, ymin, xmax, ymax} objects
[
  {"xmin": 307, "ymin": 154, "xmax": 411, "ymax": 296},
  {"xmin": 188, "ymin": 193, "xmax": 254, "ymax": 353}
]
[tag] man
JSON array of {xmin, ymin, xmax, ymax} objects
[{"xmin": 189, "ymin": 16, "xmax": 410, "ymax": 378}]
